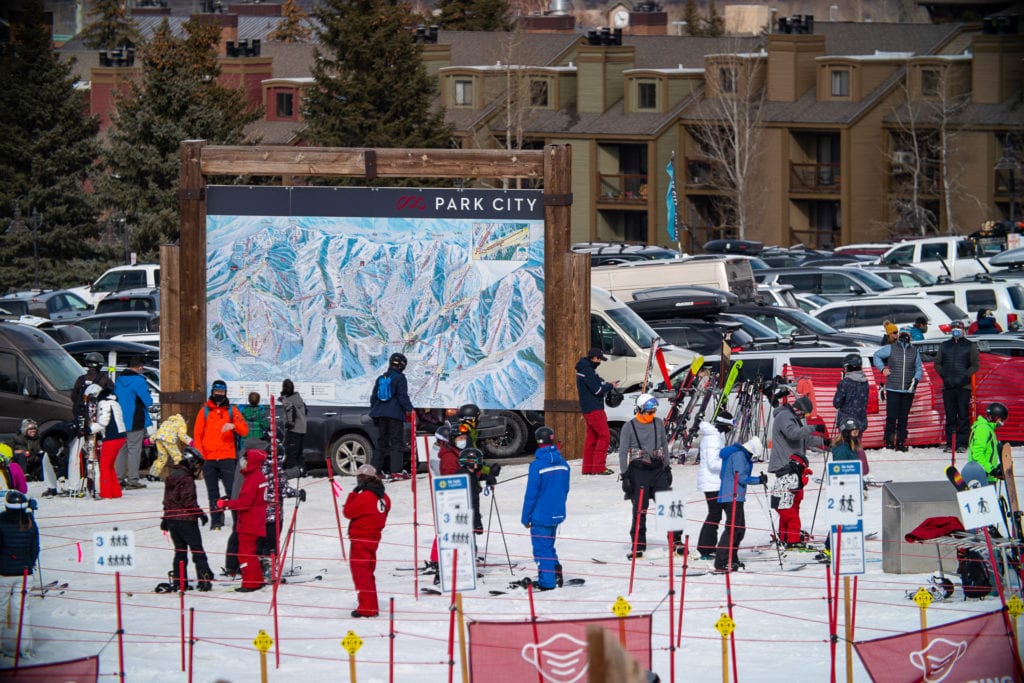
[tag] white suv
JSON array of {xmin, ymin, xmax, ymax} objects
[
  {"xmin": 70, "ymin": 264, "xmax": 160, "ymax": 308},
  {"xmin": 922, "ymin": 277, "xmax": 1024, "ymax": 332},
  {"xmin": 811, "ymin": 294, "xmax": 967, "ymax": 339}
]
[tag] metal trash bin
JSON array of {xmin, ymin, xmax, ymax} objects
[{"xmin": 882, "ymin": 481, "xmax": 961, "ymax": 574}]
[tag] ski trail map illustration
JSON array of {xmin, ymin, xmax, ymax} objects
[{"xmin": 205, "ymin": 186, "xmax": 546, "ymax": 410}]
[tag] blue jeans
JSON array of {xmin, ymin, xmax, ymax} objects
[{"xmin": 530, "ymin": 524, "xmax": 559, "ymax": 589}]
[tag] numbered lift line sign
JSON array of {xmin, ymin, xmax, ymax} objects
[
  {"xmin": 432, "ymin": 474, "xmax": 477, "ymax": 593},
  {"xmin": 93, "ymin": 529, "xmax": 136, "ymax": 573},
  {"xmin": 654, "ymin": 489, "xmax": 687, "ymax": 534},
  {"xmin": 826, "ymin": 461, "xmax": 865, "ymax": 575},
  {"xmin": 957, "ymin": 485, "xmax": 1003, "ymax": 531}
]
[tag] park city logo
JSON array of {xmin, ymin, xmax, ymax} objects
[
  {"xmin": 908, "ymin": 638, "xmax": 968, "ymax": 683},
  {"xmin": 521, "ymin": 633, "xmax": 590, "ymax": 683}
]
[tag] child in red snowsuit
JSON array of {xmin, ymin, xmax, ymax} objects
[
  {"xmin": 343, "ymin": 464, "xmax": 391, "ymax": 618},
  {"xmin": 218, "ymin": 449, "xmax": 268, "ymax": 592},
  {"xmin": 769, "ymin": 453, "xmax": 811, "ymax": 547}
]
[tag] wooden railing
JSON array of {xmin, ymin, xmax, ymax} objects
[
  {"xmin": 790, "ymin": 162, "xmax": 840, "ymax": 193},
  {"xmin": 597, "ymin": 173, "xmax": 648, "ymax": 203},
  {"xmin": 685, "ymin": 158, "xmax": 727, "ymax": 187}
]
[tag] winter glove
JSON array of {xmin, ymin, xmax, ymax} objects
[
  {"xmin": 758, "ymin": 473, "xmax": 768, "ymax": 486},
  {"xmin": 216, "ymin": 498, "xmax": 229, "ymax": 509},
  {"xmin": 621, "ymin": 477, "xmax": 634, "ymax": 497},
  {"xmin": 160, "ymin": 519, "xmax": 169, "ymax": 532},
  {"xmin": 990, "ymin": 465, "xmax": 1004, "ymax": 480},
  {"xmin": 298, "ymin": 489, "xmax": 307, "ymax": 502},
  {"xmin": 222, "ymin": 423, "xmax": 235, "ymax": 433},
  {"xmin": 199, "ymin": 513, "xmax": 209, "ymax": 527},
  {"xmin": 813, "ymin": 423, "xmax": 827, "ymax": 434}
]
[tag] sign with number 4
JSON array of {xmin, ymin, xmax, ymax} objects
[{"xmin": 956, "ymin": 486, "xmax": 1002, "ymax": 530}]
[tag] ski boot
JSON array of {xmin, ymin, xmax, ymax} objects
[
  {"xmin": 197, "ymin": 569, "xmax": 214, "ymax": 592},
  {"xmin": 555, "ymin": 563, "xmax": 564, "ymax": 588}
]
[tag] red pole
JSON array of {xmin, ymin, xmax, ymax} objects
[
  {"xmin": 179, "ymin": 559, "xmax": 186, "ymax": 671},
  {"xmin": 115, "ymin": 571, "xmax": 126, "ymax": 682},
  {"xmin": 13, "ymin": 569, "xmax": 27, "ymax": 671},
  {"xmin": 527, "ymin": 581, "xmax": 544, "ymax": 683},
  {"xmin": 829, "ymin": 527, "xmax": 842, "ymax": 683},
  {"xmin": 411, "ymin": 411, "xmax": 419, "ymax": 598},
  {"xmin": 951, "ymin": 433, "xmax": 956, "ymax": 468},
  {"xmin": 187, "ymin": 606, "xmax": 195, "ymax": 683},
  {"xmin": 388, "ymin": 597, "xmax": 396, "ymax": 683},
  {"xmin": 628, "ymin": 488, "xmax": 645, "ymax": 595},
  {"xmin": 725, "ymin": 472, "xmax": 739, "ymax": 683},
  {"xmin": 667, "ymin": 531, "xmax": 676, "ymax": 683},
  {"xmin": 676, "ymin": 535, "xmax": 688, "ymax": 649},
  {"xmin": 325, "ymin": 458, "xmax": 347, "ymax": 561},
  {"xmin": 446, "ymin": 548, "xmax": 459, "ymax": 683},
  {"xmin": 271, "ymin": 397, "xmax": 282, "ymax": 561}
]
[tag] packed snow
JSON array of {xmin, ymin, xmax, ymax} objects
[{"xmin": 9, "ymin": 444, "xmax": 1021, "ymax": 682}]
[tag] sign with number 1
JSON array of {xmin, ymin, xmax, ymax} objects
[{"xmin": 956, "ymin": 486, "xmax": 1002, "ymax": 530}]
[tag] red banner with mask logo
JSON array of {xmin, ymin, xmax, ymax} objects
[
  {"xmin": 853, "ymin": 610, "xmax": 1022, "ymax": 683},
  {"xmin": 468, "ymin": 614, "xmax": 651, "ymax": 683}
]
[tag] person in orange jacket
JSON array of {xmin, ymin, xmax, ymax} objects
[
  {"xmin": 194, "ymin": 380, "xmax": 249, "ymax": 530},
  {"xmin": 217, "ymin": 449, "xmax": 268, "ymax": 592}
]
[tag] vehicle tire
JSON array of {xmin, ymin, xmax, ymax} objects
[
  {"xmin": 607, "ymin": 424, "xmax": 621, "ymax": 456},
  {"xmin": 329, "ymin": 433, "xmax": 372, "ymax": 476},
  {"xmin": 478, "ymin": 410, "xmax": 528, "ymax": 459}
]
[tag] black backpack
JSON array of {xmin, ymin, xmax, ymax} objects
[{"xmin": 956, "ymin": 548, "xmax": 994, "ymax": 599}]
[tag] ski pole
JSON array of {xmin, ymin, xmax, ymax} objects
[
  {"xmin": 808, "ymin": 447, "xmax": 833, "ymax": 540},
  {"xmin": 489, "ymin": 489, "xmax": 516, "ymax": 575},
  {"xmin": 762, "ymin": 481, "xmax": 785, "ymax": 570},
  {"xmin": 482, "ymin": 492, "xmax": 496, "ymax": 565}
]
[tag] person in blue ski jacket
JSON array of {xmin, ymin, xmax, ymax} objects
[
  {"xmin": 368, "ymin": 352, "xmax": 415, "ymax": 480},
  {"xmin": 715, "ymin": 436, "xmax": 766, "ymax": 573},
  {"xmin": 521, "ymin": 427, "xmax": 571, "ymax": 590},
  {"xmin": 872, "ymin": 327, "xmax": 922, "ymax": 451}
]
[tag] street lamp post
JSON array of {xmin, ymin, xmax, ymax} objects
[{"xmin": 995, "ymin": 135, "xmax": 1021, "ymax": 225}]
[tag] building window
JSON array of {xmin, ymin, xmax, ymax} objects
[
  {"xmin": 921, "ymin": 69, "xmax": 940, "ymax": 97},
  {"xmin": 831, "ymin": 70, "xmax": 850, "ymax": 97},
  {"xmin": 454, "ymin": 79, "xmax": 473, "ymax": 107},
  {"xmin": 719, "ymin": 67, "xmax": 736, "ymax": 94},
  {"xmin": 275, "ymin": 91, "xmax": 294, "ymax": 118},
  {"xmin": 637, "ymin": 81, "xmax": 657, "ymax": 110},
  {"xmin": 530, "ymin": 80, "xmax": 549, "ymax": 107}
]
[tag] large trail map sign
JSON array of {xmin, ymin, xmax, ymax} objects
[{"xmin": 205, "ymin": 186, "xmax": 545, "ymax": 410}]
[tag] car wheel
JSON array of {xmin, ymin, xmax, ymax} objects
[
  {"xmin": 478, "ymin": 410, "xmax": 528, "ymax": 459},
  {"xmin": 329, "ymin": 433, "xmax": 372, "ymax": 476},
  {"xmin": 607, "ymin": 424, "xmax": 621, "ymax": 456}
]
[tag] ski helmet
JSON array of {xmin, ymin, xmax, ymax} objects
[
  {"xmin": 5, "ymin": 491, "xmax": 28, "ymax": 511},
  {"xmin": 458, "ymin": 447, "xmax": 484, "ymax": 468},
  {"xmin": 842, "ymin": 353, "xmax": 861, "ymax": 372},
  {"xmin": 535, "ymin": 426, "xmax": 555, "ymax": 446},
  {"xmin": 84, "ymin": 352, "xmax": 105, "ymax": 370},
  {"xmin": 181, "ymin": 446, "xmax": 205, "ymax": 472},
  {"xmin": 986, "ymin": 402, "xmax": 1009, "ymax": 421},
  {"xmin": 790, "ymin": 453, "xmax": 809, "ymax": 468},
  {"xmin": 388, "ymin": 353, "xmax": 408, "ymax": 371},
  {"xmin": 605, "ymin": 388, "xmax": 624, "ymax": 408},
  {"xmin": 714, "ymin": 409, "xmax": 735, "ymax": 432},
  {"xmin": 435, "ymin": 425, "xmax": 452, "ymax": 443},
  {"xmin": 838, "ymin": 418, "xmax": 860, "ymax": 434},
  {"xmin": 635, "ymin": 393, "xmax": 658, "ymax": 414},
  {"xmin": 457, "ymin": 404, "xmax": 481, "ymax": 423},
  {"xmin": 792, "ymin": 396, "xmax": 813, "ymax": 415}
]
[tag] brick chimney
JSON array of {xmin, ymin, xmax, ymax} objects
[
  {"xmin": 227, "ymin": 3, "xmax": 282, "ymax": 16},
  {"xmin": 628, "ymin": 9, "xmax": 668, "ymax": 36}
]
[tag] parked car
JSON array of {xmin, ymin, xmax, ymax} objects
[
  {"xmin": 879, "ymin": 237, "xmax": 991, "ymax": 280},
  {"xmin": 913, "ymin": 336, "xmax": 1024, "ymax": 362},
  {"xmin": 755, "ymin": 266, "xmax": 895, "ymax": 301},
  {"xmin": 75, "ymin": 311, "xmax": 160, "ymax": 339},
  {"xmin": 755, "ymin": 283, "xmax": 800, "ymax": 308},
  {"xmin": 572, "ymin": 242, "xmax": 681, "ymax": 266},
  {"xmin": 0, "ymin": 289, "xmax": 93, "ymax": 322},
  {"xmin": 918, "ymin": 276, "xmax": 1024, "ymax": 332},
  {"xmin": 69, "ymin": 263, "xmax": 160, "ymax": 308},
  {"xmin": 110, "ymin": 332, "xmax": 160, "ymax": 350},
  {"xmin": 728, "ymin": 303, "xmax": 878, "ymax": 348},
  {"xmin": 810, "ymin": 295, "xmax": 967, "ymax": 339},
  {"xmin": 858, "ymin": 265, "xmax": 938, "ymax": 288},
  {"xmin": 794, "ymin": 293, "xmax": 830, "ymax": 312},
  {"xmin": 94, "ymin": 287, "xmax": 160, "ymax": 315}
]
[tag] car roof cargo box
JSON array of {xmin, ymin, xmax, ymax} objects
[
  {"xmin": 703, "ymin": 239, "xmax": 763, "ymax": 255},
  {"xmin": 632, "ymin": 285, "xmax": 738, "ymax": 304},
  {"xmin": 626, "ymin": 293, "xmax": 730, "ymax": 320}
]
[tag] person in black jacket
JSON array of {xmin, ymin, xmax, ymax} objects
[
  {"xmin": 368, "ymin": 353, "xmax": 414, "ymax": 480},
  {"xmin": 575, "ymin": 348, "xmax": 618, "ymax": 475},
  {"xmin": 933, "ymin": 320, "xmax": 980, "ymax": 453},
  {"xmin": 0, "ymin": 491, "xmax": 40, "ymax": 656},
  {"xmin": 158, "ymin": 448, "xmax": 214, "ymax": 592}
]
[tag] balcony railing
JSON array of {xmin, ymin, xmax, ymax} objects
[
  {"xmin": 890, "ymin": 163, "xmax": 941, "ymax": 196},
  {"xmin": 790, "ymin": 162, "xmax": 840, "ymax": 193},
  {"xmin": 685, "ymin": 159, "xmax": 727, "ymax": 187},
  {"xmin": 598, "ymin": 173, "xmax": 648, "ymax": 203}
]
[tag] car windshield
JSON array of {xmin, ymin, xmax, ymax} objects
[
  {"xmin": 605, "ymin": 305, "xmax": 660, "ymax": 348},
  {"xmin": 779, "ymin": 308, "xmax": 840, "ymax": 335},
  {"xmin": 937, "ymin": 302, "xmax": 968, "ymax": 320},
  {"xmin": 727, "ymin": 314, "xmax": 780, "ymax": 339},
  {"xmin": 845, "ymin": 269, "xmax": 894, "ymax": 291},
  {"xmin": 23, "ymin": 346, "xmax": 83, "ymax": 392}
]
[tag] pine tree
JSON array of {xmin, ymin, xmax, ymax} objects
[
  {"xmin": 436, "ymin": 0, "xmax": 511, "ymax": 31},
  {"xmin": 268, "ymin": 0, "xmax": 312, "ymax": 43},
  {"xmin": 304, "ymin": 0, "xmax": 452, "ymax": 152},
  {"xmin": 0, "ymin": 0, "xmax": 102, "ymax": 292},
  {"xmin": 682, "ymin": 0, "xmax": 704, "ymax": 36},
  {"xmin": 79, "ymin": 0, "xmax": 142, "ymax": 50},
  {"xmin": 99, "ymin": 18, "xmax": 261, "ymax": 258},
  {"xmin": 706, "ymin": 0, "xmax": 726, "ymax": 37}
]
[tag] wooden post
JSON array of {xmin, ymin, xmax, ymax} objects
[
  {"xmin": 542, "ymin": 144, "xmax": 588, "ymax": 462},
  {"xmin": 158, "ymin": 244, "xmax": 180, "ymax": 422}
]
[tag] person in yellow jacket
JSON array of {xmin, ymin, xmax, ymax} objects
[
  {"xmin": 194, "ymin": 380, "xmax": 249, "ymax": 530},
  {"xmin": 148, "ymin": 414, "xmax": 194, "ymax": 479}
]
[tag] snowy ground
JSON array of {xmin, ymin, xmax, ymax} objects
[{"xmin": 9, "ymin": 445, "xmax": 1022, "ymax": 682}]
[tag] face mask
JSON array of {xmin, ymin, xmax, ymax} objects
[
  {"xmin": 951, "ymin": 329, "xmax": 963, "ymax": 339},
  {"xmin": 636, "ymin": 412, "xmax": 655, "ymax": 424},
  {"xmin": 454, "ymin": 438, "xmax": 469, "ymax": 450},
  {"xmin": 212, "ymin": 394, "xmax": 229, "ymax": 407}
]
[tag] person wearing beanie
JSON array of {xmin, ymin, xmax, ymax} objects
[
  {"xmin": 769, "ymin": 394, "xmax": 823, "ymax": 475},
  {"xmin": 873, "ymin": 327, "xmax": 922, "ymax": 451},
  {"xmin": 343, "ymin": 464, "xmax": 391, "ymax": 617},
  {"xmin": 217, "ymin": 449, "xmax": 268, "ymax": 592},
  {"xmin": 0, "ymin": 444, "xmax": 28, "ymax": 495},
  {"xmin": 279, "ymin": 379, "xmax": 307, "ymax": 474},
  {"xmin": 696, "ymin": 410, "xmax": 733, "ymax": 560},
  {"xmin": 575, "ymin": 347, "xmax": 618, "ymax": 475},
  {"xmin": 714, "ymin": 437, "xmax": 765, "ymax": 573},
  {"xmin": 195, "ymin": 380, "xmax": 249, "ymax": 530},
  {"xmin": 769, "ymin": 453, "xmax": 812, "ymax": 548},
  {"xmin": 10, "ymin": 419, "xmax": 41, "ymax": 482},
  {"xmin": 0, "ymin": 491, "xmax": 39, "ymax": 657},
  {"xmin": 833, "ymin": 354, "xmax": 869, "ymax": 433},
  {"xmin": 933, "ymin": 320, "xmax": 979, "ymax": 453},
  {"xmin": 880, "ymin": 320, "xmax": 899, "ymax": 346},
  {"xmin": 619, "ymin": 394, "xmax": 677, "ymax": 559},
  {"xmin": 967, "ymin": 309, "xmax": 1003, "ymax": 336}
]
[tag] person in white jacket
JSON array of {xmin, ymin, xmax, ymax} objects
[{"xmin": 696, "ymin": 411, "xmax": 734, "ymax": 560}]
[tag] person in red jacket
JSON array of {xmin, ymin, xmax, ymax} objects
[
  {"xmin": 343, "ymin": 464, "xmax": 391, "ymax": 618},
  {"xmin": 195, "ymin": 380, "xmax": 249, "ymax": 530},
  {"xmin": 217, "ymin": 449, "xmax": 268, "ymax": 592}
]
